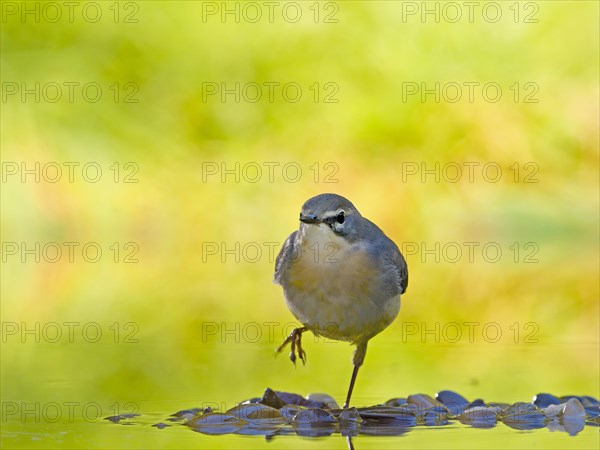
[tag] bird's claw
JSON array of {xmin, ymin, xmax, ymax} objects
[{"xmin": 275, "ymin": 327, "xmax": 307, "ymax": 366}]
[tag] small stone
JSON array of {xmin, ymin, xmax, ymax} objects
[
  {"xmin": 274, "ymin": 391, "xmax": 306, "ymax": 406},
  {"xmin": 562, "ymin": 398, "xmax": 586, "ymax": 419},
  {"xmin": 421, "ymin": 409, "xmax": 449, "ymax": 426},
  {"xmin": 501, "ymin": 402, "xmax": 538, "ymax": 417},
  {"xmin": 401, "ymin": 403, "xmax": 419, "ymax": 414},
  {"xmin": 407, "ymin": 394, "xmax": 443, "ymax": 412},
  {"xmin": 435, "ymin": 391, "xmax": 469, "ymax": 416},
  {"xmin": 226, "ymin": 403, "xmax": 285, "ymax": 425},
  {"xmin": 559, "ymin": 395, "xmax": 584, "ymax": 404},
  {"xmin": 339, "ymin": 407, "xmax": 364, "ymax": 424},
  {"xmin": 292, "ymin": 408, "xmax": 336, "ymax": 425},
  {"xmin": 280, "ymin": 404, "xmax": 305, "ymax": 421},
  {"xmin": 306, "ymin": 393, "xmax": 339, "ymax": 410},
  {"xmin": 487, "ymin": 402, "xmax": 510, "ymax": 410},
  {"xmin": 459, "ymin": 406, "xmax": 497, "ymax": 428},
  {"xmin": 543, "ymin": 404, "xmax": 563, "ymax": 418},
  {"xmin": 104, "ymin": 413, "xmax": 140, "ymax": 424},
  {"xmin": 581, "ymin": 396, "xmax": 600, "ymax": 407},
  {"xmin": 487, "ymin": 406, "xmax": 503, "ymax": 415},
  {"xmin": 260, "ymin": 388, "xmax": 286, "ymax": 409},
  {"xmin": 533, "ymin": 393, "xmax": 560, "ymax": 408},
  {"xmin": 152, "ymin": 422, "xmax": 168, "ymax": 429},
  {"xmin": 465, "ymin": 398, "xmax": 486, "ymax": 409},
  {"xmin": 357, "ymin": 406, "xmax": 417, "ymax": 427},
  {"xmin": 170, "ymin": 408, "xmax": 202, "ymax": 421},
  {"xmin": 385, "ymin": 398, "xmax": 407, "ymax": 407},
  {"xmin": 500, "ymin": 402, "xmax": 545, "ymax": 428},
  {"xmin": 584, "ymin": 406, "xmax": 600, "ymax": 419}
]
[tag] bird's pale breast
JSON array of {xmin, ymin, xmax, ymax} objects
[{"xmin": 281, "ymin": 224, "xmax": 400, "ymax": 344}]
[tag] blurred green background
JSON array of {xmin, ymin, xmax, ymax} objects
[{"xmin": 1, "ymin": 1, "xmax": 598, "ymax": 449}]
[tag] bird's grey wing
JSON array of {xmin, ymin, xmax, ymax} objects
[
  {"xmin": 378, "ymin": 236, "xmax": 409, "ymax": 297},
  {"xmin": 273, "ymin": 230, "xmax": 298, "ymax": 285}
]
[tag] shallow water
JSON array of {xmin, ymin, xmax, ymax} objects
[
  {"xmin": 2, "ymin": 413, "xmax": 598, "ymax": 450},
  {"xmin": 2, "ymin": 337, "xmax": 599, "ymax": 449}
]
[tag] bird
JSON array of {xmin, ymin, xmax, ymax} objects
[{"xmin": 274, "ymin": 193, "xmax": 408, "ymax": 408}]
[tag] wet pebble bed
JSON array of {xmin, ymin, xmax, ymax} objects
[{"xmin": 106, "ymin": 389, "xmax": 599, "ymax": 437}]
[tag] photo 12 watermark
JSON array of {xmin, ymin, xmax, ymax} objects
[
  {"xmin": 399, "ymin": 162, "xmax": 539, "ymax": 184},
  {"xmin": 401, "ymin": 241, "xmax": 540, "ymax": 264},
  {"xmin": 201, "ymin": 241, "xmax": 343, "ymax": 264},
  {"xmin": 1, "ymin": 242, "xmax": 140, "ymax": 263},
  {"xmin": 400, "ymin": 321, "xmax": 540, "ymax": 344},
  {"xmin": 201, "ymin": 82, "xmax": 339, "ymax": 103},
  {"xmin": 198, "ymin": 240, "xmax": 539, "ymax": 265},
  {"xmin": 200, "ymin": 161, "xmax": 339, "ymax": 183},
  {"xmin": 399, "ymin": 1, "xmax": 539, "ymax": 24},
  {"xmin": 1, "ymin": 2, "xmax": 140, "ymax": 24},
  {"xmin": 1, "ymin": 321, "xmax": 140, "ymax": 344},
  {"xmin": 401, "ymin": 82, "xmax": 539, "ymax": 103},
  {"xmin": 1, "ymin": 162, "xmax": 139, "ymax": 184},
  {"xmin": 1, "ymin": 401, "xmax": 139, "ymax": 424},
  {"xmin": 199, "ymin": 321, "xmax": 540, "ymax": 345},
  {"xmin": 200, "ymin": 1, "xmax": 340, "ymax": 24},
  {"xmin": 2, "ymin": 82, "xmax": 140, "ymax": 103}
]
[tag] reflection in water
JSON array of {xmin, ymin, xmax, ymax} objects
[{"xmin": 105, "ymin": 388, "xmax": 599, "ymax": 444}]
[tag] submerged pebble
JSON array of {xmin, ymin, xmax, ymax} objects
[
  {"xmin": 291, "ymin": 408, "xmax": 337, "ymax": 437},
  {"xmin": 280, "ymin": 404, "xmax": 305, "ymax": 421},
  {"xmin": 292, "ymin": 408, "xmax": 336, "ymax": 425},
  {"xmin": 459, "ymin": 406, "xmax": 497, "ymax": 428},
  {"xmin": 226, "ymin": 403, "xmax": 285, "ymax": 425},
  {"xmin": 422, "ymin": 409, "xmax": 449, "ymax": 426},
  {"xmin": 340, "ymin": 407, "xmax": 364, "ymax": 424},
  {"xmin": 186, "ymin": 413, "xmax": 244, "ymax": 435},
  {"xmin": 500, "ymin": 402, "xmax": 546, "ymax": 429},
  {"xmin": 169, "ymin": 407, "xmax": 203, "ymax": 422},
  {"xmin": 104, "ymin": 413, "xmax": 140, "ymax": 424}
]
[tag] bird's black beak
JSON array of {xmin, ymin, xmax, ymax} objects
[{"xmin": 299, "ymin": 213, "xmax": 320, "ymax": 224}]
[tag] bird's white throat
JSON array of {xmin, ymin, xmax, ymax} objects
[{"xmin": 298, "ymin": 223, "xmax": 351, "ymax": 264}]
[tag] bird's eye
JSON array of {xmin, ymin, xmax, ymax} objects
[{"xmin": 336, "ymin": 211, "xmax": 345, "ymax": 224}]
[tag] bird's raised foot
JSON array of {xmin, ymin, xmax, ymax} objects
[{"xmin": 275, "ymin": 327, "xmax": 307, "ymax": 366}]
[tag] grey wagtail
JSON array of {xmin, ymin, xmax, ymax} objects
[{"xmin": 274, "ymin": 193, "xmax": 408, "ymax": 408}]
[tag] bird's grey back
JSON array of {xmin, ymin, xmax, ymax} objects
[{"xmin": 359, "ymin": 218, "xmax": 408, "ymax": 298}]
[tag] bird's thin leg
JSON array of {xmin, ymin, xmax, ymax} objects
[
  {"xmin": 343, "ymin": 341, "xmax": 368, "ymax": 409},
  {"xmin": 295, "ymin": 329, "xmax": 307, "ymax": 364},
  {"xmin": 343, "ymin": 364, "xmax": 360, "ymax": 409},
  {"xmin": 346, "ymin": 435, "xmax": 355, "ymax": 450},
  {"xmin": 275, "ymin": 326, "xmax": 308, "ymax": 366}
]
